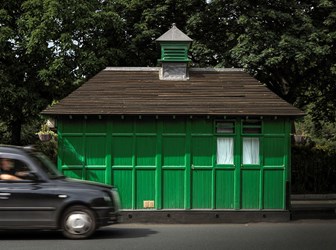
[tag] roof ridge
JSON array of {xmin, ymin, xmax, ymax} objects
[
  {"xmin": 103, "ymin": 67, "xmax": 244, "ymax": 72},
  {"xmin": 104, "ymin": 67, "xmax": 160, "ymax": 71}
]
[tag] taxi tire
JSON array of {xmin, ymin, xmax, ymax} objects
[{"xmin": 61, "ymin": 205, "xmax": 97, "ymax": 239}]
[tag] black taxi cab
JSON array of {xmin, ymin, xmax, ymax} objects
[{"xmin": 0, "ymin": 145, "xmax": 121, "ymax": 239}]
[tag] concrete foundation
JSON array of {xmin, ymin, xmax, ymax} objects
[{"xmin": 120, "ymin": 210, "xmax": 291, "ymax": 224}]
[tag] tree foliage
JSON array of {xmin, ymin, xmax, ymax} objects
[
  {"xmin": 1, "ymin": 0, "xmax": 336, "ymax": 146},
  {"xmin": 0, "ymin": 0, "xmax": 124, "ymax": 144},
  {"xmin": 189, "ymin": 1, "xmax": 336, "ymax": 121},
  {"xmin": 113, "ymin": 0, "xmax": 207, "ymax": 66},
  {"xmin": 229, "ymin": 0, "xmax": 336, "ymax": 123}
]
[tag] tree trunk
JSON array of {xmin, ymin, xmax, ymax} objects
[{"xmin": 9, "ymin": 119, "xmax": 22, "ymax": 145}]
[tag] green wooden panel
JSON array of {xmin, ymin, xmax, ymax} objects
[
  {"xmin": 241, "ymin": 170, "xmax": 260, "ymax": 209},
  {"xmin": 86, "ymin": 168, "xmax": 106, "ymax": 184},
  {"xmin": 58, "ymin": 117, "xmax": 290, "ymax": 211},
  {"xmin": 113, "ymin": 170, "xmax": 133, "ymax": 209},
  {"xmin": 162, "ymin": 136, "xmax": 186, "ymax": 166},
  {"xmin": 263, "ymin": 120, "xmax": 285, "ymax": 134},
  {"xmin": 62, "ymin": 120, "xmax": 83, "ymax": 133},
  {"xmin": 163, "ymin": 119, "xmax": 186, "ymax": 134},
  {"xmin": 191, "ymin": 119, "xmax": 213, "ymax": 134},
  {"xmin": 264, "ymin": 137, "xmax": 285, "ymax": 166},
  {"xmin": 136, "ymin": 136, "xmax": 156, "ymax": 166},
  {"xmin": 163, "ymin": 170, "xmax": 185, "ymax": 209},
  {"xmin": 111, "ymin": 136, "xmax": 133, "ymax": 166},
  {"xmin": 62, "ymin": 136, "xmax": 84, "ymax": 166},
  {"xmin": 112, "ymin": 120, "xmax": 133, "ymax": 133},
  {"xmin": 136, "ymin": 170, "xmax": 156, "ymax": 209},
  {"xmin": 62, "ymin": 169, "xmax": 82, "ymax": 179},
  {"xmin": 215, "ymin": 170, "xmax": 235, "ymax": 209},
  {"xmin": 192, "ymin": 170, "xmax": 212, "ymax": 208},
  {"xmin": 85, "ymin": 120, "xmax": 107, "ymax": 133},
  {"xmin": 135, "ymin": 120, "xmax": 156, "ymax": 133},
  {"xmin": 85, "ymin": 136, "xmax": 106, "ymax": 165},
  {"xmin": 191, "ymin": 136, "xmax": 213, "ymax": 166},
  {"xmin": 264, "ymin": 170, "xmax": 284, "ymax": 209}
]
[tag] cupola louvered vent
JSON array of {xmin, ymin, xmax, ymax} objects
[{"xmin": 161, "ymin": 46, "xmax": 190, "ymax": 62}]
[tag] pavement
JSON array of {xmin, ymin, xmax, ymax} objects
[{"xmin": 290, "ymin": 194, "xmax": 336, "ymax": 220}]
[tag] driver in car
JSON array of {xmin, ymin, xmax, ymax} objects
[{"xmin": 0, "ymin": 158, "xmax": 28, "ymax": 180}]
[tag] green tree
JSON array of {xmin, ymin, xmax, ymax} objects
[
  {"xmin": 0, "ymin": 0, "xmax": 124, "ymax": 144},
  {"xmin": 186, "ymin": 0, "xmax": 240, "ymax": 67},
  {"xmin": 113, "ymin": 0, "xmax": 207, "ymax": 66},
  {"xmin": 228, "ymin": 0, "xmax": 336, "ymax": 122},
  {"xmin": 2, "ymin": 0, "xmax": 335, "ymax": 146},
  {"xmin": 188, "ymin": 0, "xmax": 336, "ymax": 127}
]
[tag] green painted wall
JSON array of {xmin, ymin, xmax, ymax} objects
[{"xmin": 57, "ymin": 116, "xmax": 291, "ymax": 210}]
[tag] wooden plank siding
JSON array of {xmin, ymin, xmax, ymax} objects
[{"xmin": 42, "ymin": 68, "xmax": 304, "ymax": 117}]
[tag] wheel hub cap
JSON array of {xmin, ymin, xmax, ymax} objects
[{"xmin": 65, "ymin": 213, "xmax": 92, "ymax": 234}]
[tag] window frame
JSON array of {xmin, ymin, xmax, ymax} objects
[
  {"xmin": 214, "ymin": 120, "xmax": 236, "ymax": 167},
  {"xmin": 214, "ymin": 120, "xmax": 236, "ymax": 135},
  {"xmin": 241, "ymin": 120, "xmax": 262, "ymax": 135},
  {"xmin": 241, "ymin": 120, "xmax": 262, "ymax": 167}
]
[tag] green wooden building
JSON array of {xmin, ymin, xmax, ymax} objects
[{"xmin": 43, "ymin": 25, "xmax": 304, "ymax": 222}]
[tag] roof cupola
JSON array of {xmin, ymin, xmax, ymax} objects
[{"xmin": 156, "ymin": 24, "xmax": 193, "ymax": 80}]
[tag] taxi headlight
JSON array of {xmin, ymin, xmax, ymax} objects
[
  {"xmin": 111, "ymin": 188, "xmax": 121, "ymax": 210},
  {"xmin": 103, "ymin": 194, "xmax": 112, "ymax": 202}
]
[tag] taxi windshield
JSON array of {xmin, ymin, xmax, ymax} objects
[{"xmin": 28, "ymin": 151, "xmax": 64, "ymax": 179}]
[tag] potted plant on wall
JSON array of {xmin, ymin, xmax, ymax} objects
[
  {"xmin": 293, "ymin": 121, "xmax": 307, "ymax": 144},
  {"xmin": 36, "ymin": 123, "xmax": 56, "ymax": 142}
]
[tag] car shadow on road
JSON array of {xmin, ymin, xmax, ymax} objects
[
  {"xmin": 0, "ymin": 227, "xmax": 157, "ymax": 240},
  {"xmin": 94, "ymin": 227, "xmax": 157, "ymax": 239},
  {"xmin": 0, "ymin": 230, "xmax": 64, "ymax": 240}
]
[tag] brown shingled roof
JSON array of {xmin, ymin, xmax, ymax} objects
[{"xmin": 42, "ymin": 68, "xmax": 304, "ymax": 117}]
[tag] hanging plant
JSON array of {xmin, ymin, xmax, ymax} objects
[{"xmin": 36, "ymin": 123, "xmax": 57, "ymax": 142}]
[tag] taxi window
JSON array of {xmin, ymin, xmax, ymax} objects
[{"xmin": 0, "ymin": 157, "xmax": 31, "ymax": 181}]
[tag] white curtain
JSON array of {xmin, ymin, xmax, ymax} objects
[
  {"xmin": 243, "ymin": 138, "xmax": 259, "ymax": 164},
  {"xmin": 217, "ymin": 138, "xmax": 234, "ymax": 164}
]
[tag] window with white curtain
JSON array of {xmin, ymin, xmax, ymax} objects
[
  {"xmin": 243, "ymin": 137, "xmax": 259, "ymax": 164},
  {"xmin": 217, "ymin": 138, "xmax": 234, "ymax": 164}
]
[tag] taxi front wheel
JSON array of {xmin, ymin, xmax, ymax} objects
[{"xmin": 61, "ymin": 205, "xmax": 97, "ymax": 239}]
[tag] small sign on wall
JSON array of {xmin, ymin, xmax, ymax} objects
[{"xmin": 143, "ymin": 200, "xmax": 155, "ymax": 208}]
